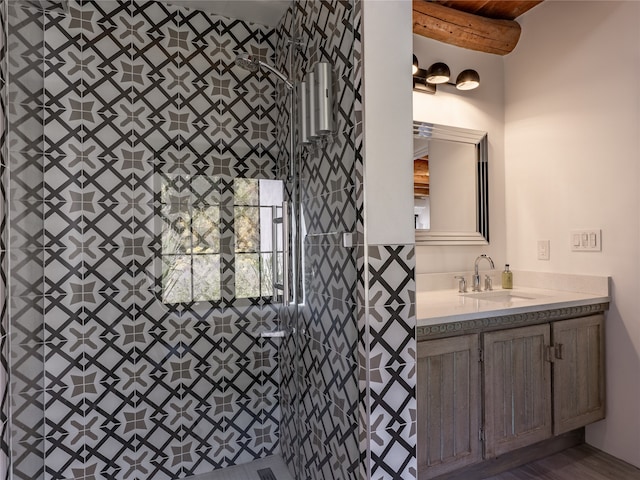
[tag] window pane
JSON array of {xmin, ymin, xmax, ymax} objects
[
  {"xmin": 235, "ymin": 253, "xmax": 261, "ymax": 298},
  {"xmin": 193, "ymin": 254, "xmax": 221, "ymax": 301},
  {"xmin": 260, "ymin": 206, "xmax": 274, "ymax": 251},
  {"xmin": 259, "ymin": 179, "xmax": 283, "ymax": 206},
  {"xmin": 260, "ymin": 252, "xmax": 277, "ymax": 297},
  {"xmin": 234, "ymin": 178, "xmax": 259, "ymax": 205},
  {"xmin": 162, "ymin": 255, "xmax": 192, "ymax": 304},
  {"xmin": 192, "ymin": 206, "xmax": 220, "ymax": 254},
  {"xmin": 160, "ymin": 175, "xmax": 285, "ymax": 304},
  {"xmin": 161, "ymin": 209, "xmax": 191, "ymax": 254},
  {"xmin": 235, "ymin": 206, "xmax": 259, "ymax": 252}
]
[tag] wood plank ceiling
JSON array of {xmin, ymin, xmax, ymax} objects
[
  {"xmin": 413, "ymin": 0, "xmax": 544, "ymax": 55},
  {"xmin": 431, "ymin": 1, "xmax": 543, "ymax": 21}
]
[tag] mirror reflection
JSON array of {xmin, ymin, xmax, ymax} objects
[{"xmin": 413, "ymin": 121, "xmax": 489, "ymax": 245}]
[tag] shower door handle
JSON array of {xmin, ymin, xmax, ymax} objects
[
  {"xmin": 271, "ymin": 205, "xmax": 279, "ymax": 302},
  {"xmin": 281, "ymin": 201, "xmax": 290, "ymax": 307},
  {"xmin": 272, "ymin": 201, "xmax": 290, "ymax": 307}
]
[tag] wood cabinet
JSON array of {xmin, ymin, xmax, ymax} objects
[
  {"xmin": 483, "ymin": 324, "xmax": 553, "ymax": 457},
  {"xmin": 552, "ymin": 315, "xmax": 606, "ymax": 435},
  {"xmin": 417, "ymin": 334, "xmax": 481, "ymax": 477},
  {"xmin": 418, "ymin": 313, "xmax": 606, "ymax": 478}
]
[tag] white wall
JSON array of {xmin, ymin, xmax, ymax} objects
[
  {"xmin": 428, "ymin": 140, "xmax": 477, "ymax": 232},
  {"xmin": 504, "ymin": 1, "xmax": 640, "ymax": 467},
  {"xmin": 363, "ymin": 0, "xmax": 414, "ymax": 245},
  {"xmin": 413, "ymin": 35, "xmax": 506, "ymax": 274}
]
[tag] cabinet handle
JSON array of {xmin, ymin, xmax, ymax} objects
[
  {"xmin": 545, "ymin": 345, "xmax": 555, "ymax": 363},
  {"xmin": 554, "ymin": 342, "xmax": 564, "ymax": 360}
]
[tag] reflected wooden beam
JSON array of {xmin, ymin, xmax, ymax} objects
[
  {"xmin": 413, "ymin": 0, "xmax": 523, "ymax": 55},
  {"xmin": 414, "ymin": 158, "xmax": 429, "ymax": 197}
]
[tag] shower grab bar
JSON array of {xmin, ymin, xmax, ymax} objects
[{"xmin": 271, "ymin": 202, "xmax": 290, "ymax": 307}]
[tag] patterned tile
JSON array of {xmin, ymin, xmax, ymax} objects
[
  {"xmin": 303, "ymin": 186, "xmax": 357, "ymax": 237},
  {"xmin": 2, "ymin": 1, "xmax": 377, "ymax": 479},
  {"xmin": 368, "ymin": 304, "xmax": 415, "ymax": 368},
  {"xmin": 300, "ymin": 128, "xmax": 356, "ymax": 199},
  {"xmin": 7, "ymin": 0, "xmax": 287, "ymax": 477},
  {"xmin": 283, "ymin": 1, "xmax": 364, "ymax": 479},
  {"xmin": 10, "ymin": 340, "xmax": 46, "ymax": 397},
  {"xmin": 368, "ymin": 245, "xmax": 416, "ymax": 307},
  {"xmin": 364, "ymin": 246, "xmax": 417, "ymax": 479},
  {"xmin": 12, "ymin": 438, "xmax": 46, "ymax": 480},
  {"xmin": 303, "ymin": 292, "xmax": 357, "ymax": 362},
  {"xmin": 369, "ymin": 363, "xmax": 416, "ymax": 431},
  {"xmin": 370, "ymin": 421, "xmax": 417, "ymax": 480},
  {"xmin": 304, "ymin": 242, "xmax": 357, "ymax": 304}
]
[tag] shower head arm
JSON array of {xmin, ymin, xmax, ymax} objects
[
  {"xmin": 257, "ymin": 60, "xmax": 293, "ymax": 90},
  {"xmin": 235, "ymin": 52, "xmax": 293, "ymax": 90}
]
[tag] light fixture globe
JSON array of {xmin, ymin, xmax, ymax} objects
[
  {"xmin": 426, "ymin": 62, "xmax": 450, "ymax": 84},
  {"xmin": 412, "ymin": 55, "xmax": 419, "ymax": 75},
  {"xmin": 455, "ymin": 69, "xmax": 480, "ymax": 90}
]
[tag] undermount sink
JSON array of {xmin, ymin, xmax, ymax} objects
[{"xmin": 462, "ymin": 290, "xmax": 547, "ymax": 302}]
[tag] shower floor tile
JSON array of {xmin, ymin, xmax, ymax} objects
[{"xmin": 187, "ymin": 455, "xmax": 294, "ymax": 480}]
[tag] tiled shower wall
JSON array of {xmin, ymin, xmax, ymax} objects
[
  {"xmin": 280, "ymin": 1, "xmax": 361, "ymax": 479},
  {"xmin": 0, "ymin": 0, "xmax": 9, "ymax": 477},
  {"xmin": 4, "ymin": 1, "xmax": 416, "ymax": 480},
  {"xmin": 7, "ymin": 1, "xmax": 287, "ymax": 478}
]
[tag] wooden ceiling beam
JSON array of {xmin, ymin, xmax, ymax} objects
[{"xmin": 413, "ymin": 0, "xmax": 523, "ymax": 55}]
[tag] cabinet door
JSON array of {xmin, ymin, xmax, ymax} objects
[
  {"xmin": 417, "ymin": 334, "xmax": 481, "ymax": 478},
  {"xmin": 552, "ymin": 314, "xmax": 605, "ymax": 434},
  {"xmin": 483, "ymin": 324, "xmax": 552, "ymax": 457}
]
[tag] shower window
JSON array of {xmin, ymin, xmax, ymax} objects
[{"xmin": 160, "ymin": 175, "xmax": 283, "ymax": 304}]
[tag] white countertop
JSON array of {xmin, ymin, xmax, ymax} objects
[{"xmin": 417, "ymin": 286, "xmax": 610, "ymax": 327}]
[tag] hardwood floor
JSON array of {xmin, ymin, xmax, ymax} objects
[{"xmin": 484, "ymin": 444, "xmax": 640, "ymax": 480}]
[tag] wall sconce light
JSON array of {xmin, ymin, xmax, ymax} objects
[
  {"xmin": 412, "ymin": 56, "xmax": 480, "ymax": 94},
  {"xmin": 425, "ymin": 62, "xmax": 450, "ymax": 84},
  {"xmin": 455, "ymin": 69, "xmax": 480, "ymax": 90}
]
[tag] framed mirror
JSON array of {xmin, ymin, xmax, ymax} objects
[{"xmin": 413, "ymin": 121, "xmax": 489, "ymax": 245}]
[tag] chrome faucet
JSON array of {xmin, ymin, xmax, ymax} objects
[{"xmin": 473, "ymin": 254, "xmax": 495, "ymax": 291}]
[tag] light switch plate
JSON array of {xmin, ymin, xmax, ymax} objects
[
  {"xmin": 537, "ymin": 240, "xmax": 550, "ymax": 260},
  {"xmin": 571, "ymin": 229, "xmax": 602, "ymax": 252}
]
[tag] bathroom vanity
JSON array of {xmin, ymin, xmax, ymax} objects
[{"xmin": 415, "ymin": 272, "xmax": 610, "ymax": 479}]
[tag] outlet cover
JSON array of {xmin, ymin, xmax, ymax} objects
[{"xmin": 537, "ymin": 240, "xmax": 550, "ymax": 260}]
